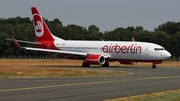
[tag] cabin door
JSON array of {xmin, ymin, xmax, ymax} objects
[{"xmin": 145, "ymin": 45, "xmax": 149, "ymax": 55}]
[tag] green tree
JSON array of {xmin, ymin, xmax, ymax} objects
[
  {"xmin": 155, "ymin": 21, "xmax": 180, "ymax": 35},
  {"xmin": 87, "ymin": 25, "xmax": 102, "ymax": 40},
  {"xmin": 170, "ymin": 32, "xmax": 180, "ymax": 58}
]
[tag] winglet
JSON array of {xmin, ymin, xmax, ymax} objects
[
  {"xmin": 131, "ymin": 36, "xmax": 135, "ymax": 42},
  {"xmin": 10, "ymin": 34, "xmax": 22, "ymax": 49}
]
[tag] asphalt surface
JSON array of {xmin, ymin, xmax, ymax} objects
[{"xmin": 0, "ymin": 66, "xmax": 180, "ymax": 101}]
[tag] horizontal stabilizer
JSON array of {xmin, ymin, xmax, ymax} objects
[{"xmin": 6, "ymin": 38, "xmax": 42, "ymax": 45}]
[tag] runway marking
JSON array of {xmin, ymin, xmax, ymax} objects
[{"xmin": 0, "ymin": 76, "xmax": 180, "ymax": 93}]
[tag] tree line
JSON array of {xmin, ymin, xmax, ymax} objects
[{"xmin": 0, "ymin": 17, "xmax": 180, "ymax": 59}]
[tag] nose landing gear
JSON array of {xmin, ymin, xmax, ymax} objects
[{"xmin": 152, "ymin": 61, "xmax": 162, "ymax": 68}]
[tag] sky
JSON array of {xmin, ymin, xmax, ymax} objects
[{"xmin": 0, "ymin": 0, "xmax": 180, "ymax": 32}]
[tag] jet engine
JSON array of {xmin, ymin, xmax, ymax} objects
[{"xmin": 85, "ymin": 54, "xmax": 105, "ymax": 65}]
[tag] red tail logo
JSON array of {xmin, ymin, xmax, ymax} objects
[
  {"xmin": 33, "ymin": 14, "xmax": 44, "ymax": 37},
  {"xmin": 31, "ymin": 7, "xmax": 54, "ymax": 41}
]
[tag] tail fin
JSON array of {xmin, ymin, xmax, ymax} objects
[{"xmin": 31, "ymin": 7, "xmax": 64, "ymax": 42}]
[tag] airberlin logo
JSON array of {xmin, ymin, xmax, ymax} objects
[
  {"xmin": 33, "ymin": 14, "xmax": 44, "ymax": 37},
  {"xmin": 102, "ymin": 43, "xmax": 142, "ymax": 54}
]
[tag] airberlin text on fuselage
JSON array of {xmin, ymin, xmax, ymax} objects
[{"xmin": 102, "ymin": 43, "xmax": 142, "ymax": 54}]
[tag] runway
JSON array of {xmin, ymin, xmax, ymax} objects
[{"xmin": 0, "ymin": 66, "xmax": 180, "ymax": 101}]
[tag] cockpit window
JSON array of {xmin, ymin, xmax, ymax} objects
[{"xmin": 154, "ymin": 48, "xmax": 165, "ymax": 51}]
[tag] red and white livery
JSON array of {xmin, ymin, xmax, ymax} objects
[{"xmin": 9, "ymin": 7, "xmax": 171, "ymax": 68}]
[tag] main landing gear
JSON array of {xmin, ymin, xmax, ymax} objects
[
  {"xmin": 82, "ymin": 62, "xmax": 90, "ymax": 67},
  {"xmin": 152, "ymin": 64, "xmax": 157, "ymax": 68},
  {"xmin": 102, "ymin": 61, "xmax": 109, "ymax": 67},
  {"xmin": 82, "ymin": 61, "xmax": 109, "ymax": 67}
]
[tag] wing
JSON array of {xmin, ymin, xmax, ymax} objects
[
  {"xmin": 24, "ymin": 47, "xmax": 87, "ymax": 56},
  {"xmin": 11, "ymin": 35, "xmax": 97, "ymax": 58},
  {"xmin": 9, "ymin": 35, "xmax": 110, "ymax": 59},
  {"xmin": 10, "ymin": 35, "xmax": 87, "ymax": 56}
]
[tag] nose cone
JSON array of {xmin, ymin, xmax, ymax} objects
[{"xmin": 164, "ymin": 51, "xmax": 171, "ymax": 59}]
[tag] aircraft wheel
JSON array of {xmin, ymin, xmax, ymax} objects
[
  {"xmin": 102, "ymin": 61, "xmax": 109, "ymax": 67},
  {"xmin": 152, "ymin": 64, "xmax": 156, "ymax": 68},
  {"xmin": 82, "ymin": 62, "xmax": 90, "ymax": 67}
]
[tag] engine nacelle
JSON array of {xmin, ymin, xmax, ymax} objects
[
  {"xmin": 85, "ymin": 54, "xmax": 105, "ymax": 65},
  {"xmin": 119, "ymin": 61, "xmax": 136, "ymax": 65}
]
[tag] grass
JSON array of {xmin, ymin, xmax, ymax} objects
[
  {"xmin": 0, "ymin": 59, "xmax": 179, "ymax": 78},
  {"xmin": 0, "ymin": 59, "xmax": 129, "ymax": 78},
  {"xmin": 0, "ymin": 59, "xmax": 180, "ymax": 100},
  {"xmin": 105, "ymin": 89, "xmax": 180, "ymax": 101}
]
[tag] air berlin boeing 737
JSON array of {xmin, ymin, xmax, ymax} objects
[{"xmin": 9, "ymin": 7, "xmax": 171, "ymax": 68}]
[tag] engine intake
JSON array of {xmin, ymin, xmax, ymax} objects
[{"xmin": 85, "ymin": 54, "xmax": 105, "ymax": 65}]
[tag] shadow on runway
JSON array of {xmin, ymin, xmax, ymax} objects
[{"xmin": 35, "ymin": 65, "xmax": 152, "ymax": 69}]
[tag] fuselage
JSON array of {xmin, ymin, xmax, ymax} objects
[{"xmin": 53, "ymin": 40, "xmax": 171, "ymax": 61}]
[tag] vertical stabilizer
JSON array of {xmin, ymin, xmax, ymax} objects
[{"xmin": 31, "ymin": 7, "xmax": 64, "ymax": 42}]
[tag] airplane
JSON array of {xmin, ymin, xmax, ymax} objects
[{"xmin": 8, "ymin": 7, "xmax": 171, "ymax": 68}]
